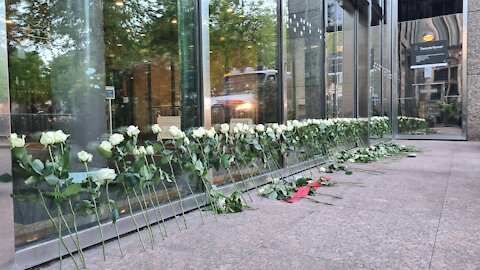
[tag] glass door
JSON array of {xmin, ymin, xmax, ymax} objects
[{"xmin": 396, "ymin": 14, "xmax": 465, "ymax": 139}]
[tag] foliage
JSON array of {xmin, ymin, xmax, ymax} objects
[{"xmin": 338, "ymin": 142, "xmax": 418, "ymax": 163}]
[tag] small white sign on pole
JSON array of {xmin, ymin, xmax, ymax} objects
[{"xmin": 106, "ymin": 86, "xmax": 115, "ymax": 135}]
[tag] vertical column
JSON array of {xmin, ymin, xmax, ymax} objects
[
  {"xmin": 466, "ymin": 0, "xmax": 480, "ymax": 140},
  {"xmin": 0, "ymin": 0, "xmax": 15, "ymax": 269},
  {"xmin": 197, "ymin": 0, "xmax": 211, "ymax": 128}
]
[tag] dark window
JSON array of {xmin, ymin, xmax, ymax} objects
[{"xmin": 399, "ymin": 0, "xmax": 463, "ymax": 22}]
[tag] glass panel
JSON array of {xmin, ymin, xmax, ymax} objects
[
  {"xmin": 340, "ymin": 5, "xmax": 355, "ymax": 118},
  {"xmin": 326, "ymin": 0, "xmax": 342, "ymax": 118},
  {"xmin": 397, "ymin": 14, "xmax": 463, "ymax": 137},
  {"xmin": 369, "ymin": 6, "xmax": 384, "ymax": 142},
  {"xmin": 285, "ymin": 0, "xmax": 325, "ymax": 120},
  {"xmin": 8, "ymin": 0, "xmax": 199, "ymax": 249},
  {"xmin": 209, "ymin": 0, "xmax": 278, "ymax": 125}
]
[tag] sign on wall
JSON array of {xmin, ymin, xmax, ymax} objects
[{"xmin": 410, "ymin": 40, "xmax": 448, "ymax": 69}]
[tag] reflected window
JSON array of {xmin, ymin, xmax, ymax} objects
[
  {"xmin": 7, "ymin": 0, "xmax": 199, "ymax": 249},
  {"xmin": 209, "ymin": 0, "xmax": 278, "ymax": 124}
]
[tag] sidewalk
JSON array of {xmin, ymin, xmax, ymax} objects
[{"xmin": 39, "ymin": 140, "xmax": 480, "ymax": 270}]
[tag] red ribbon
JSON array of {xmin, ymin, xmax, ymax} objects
[{"xmin": 282, "ymin": 177, "xmax": 330, "ymax": 203}]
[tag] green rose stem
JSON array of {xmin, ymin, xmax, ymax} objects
[
  {"xmin": 105, "ymin": 183, "xmax": 124, "ymax": 257},
  {"xmin": 145, "ymin": 184, "xmax": 166, "ymax": 240},
  {"xmin": 58, "ymin": 143, "xmax": 86, "ymax": 267},
  {"xmin": 37, "ymin": 189, "xmax": 80, "ymax": 270},
  {"xmin": 136, "ymin": 157, "xmax": 157, "ymax": 244},
  {"xmin": 224, "ymin": 166, "xmax": 248, "ymax": 204},
  {"xmin": 160, "ymin": 179, "xmax": 183, "ymax": 231},
  {"xmin": 176, "ymin": 158, "xmax": 205, "ymax": 223},
  {"xmin": 142, "ymin": 159, "xmax": 168, "ymax": 239},
  {"xmin": 67, "ymin": 200, "xmax": 87, "ymax": 267},
  {"xmin": 83, "ymin": 162, "xmax": 106, "ymax": 261},
  {"xmin": 123, "ymin": 183, "xmax": 148, "ymax": 251},
  {"xmin": 114, "ymin": 163, "xmax": 147, "ymax": 251},
  {"xmin": 185, "ymin": 147, "xmax": 220, "ymax": 220},
  {"xmin": 148, "ymin": 183, "xmax": 168, "ymax": 237},
  {"xmin": 57, "ymin": 197, "xmax": 86, "ymax": 268},
  {"xmin": 131, "ymin": 186, "xmax": 155, "ymax": 247},
  {"xmin": 158, "ymin": 139, "xmax": 188, "ymax": 229},
  {"xmin": 232, "ymin": 160, "xmax": 253, "ymax": 202},
  {"xmin": 151, "ymin": 153, "xmax": 203, "ymax": 228}
]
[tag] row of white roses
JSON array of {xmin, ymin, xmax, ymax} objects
[{"xmin": 10, "ymin": 117, "xmax": 391, "ymax": 184}]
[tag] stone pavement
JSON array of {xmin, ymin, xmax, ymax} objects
[{"xmin": 39, "ymin": 140, "xmax": 480, "ymax": 270}]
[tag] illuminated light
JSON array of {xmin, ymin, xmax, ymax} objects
[
  {"xmin": 5, "ymin": 19, "xmax": 13, "ymax": 24},
  {"xmin": 220, "ymin": 36, "xmax": 225, "ymax": 41},
  {"xmin": 310, "ymin": 45, "xmax": 320, "ymax": 49},
  {"xmin": 210, "ymin": 50, "xmax": 213, "ymax": 54},
  {"xmin": 115, "ymin": 1, "xmax": 124, "ymax": 7},
  {"xmin": 336, "ymin": 45, "xmax": 344, "ymax": 52},
  {"xmin": 26, "ymin": 235, "xmax": 40, "ymax": 243},
  {"xmin": 126, "ymin": 29, "xmax": 131, "ymax": 33},
  {"xmin": 140, "ymin": 33, "xmax": 146, "ymax": 37},
  {"xmin": 235, "ymin": 102, "xmax": 254, "ymax": 111},
  {"xmin": 120, "ymin": 209, "xmax": 126, "ymax": 214},
  {"xmin": 247, "ymin": 45, "xmax": 252, "ymax": 49},
  {"xmin": 116, "ymin": 43, "xmax": 123, "ymax": 47},
  {"xmin": 423, "ymin": 31, "xmax": 435, "ymax": 42},
  {"xmin": 238, "ymin": 14, "xmax": 245, "ymax": 18},
  {"xmin": 171, "ymin": 18, "xmax": 178, "ymax": 24},
  {"xmin": 226, "ymin": 8, "xmax": 234, "ymax": 13}
]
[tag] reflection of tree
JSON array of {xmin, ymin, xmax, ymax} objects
[{"xmin": 209, "ymin": 0, "xmax": 277, "ymax": 95}]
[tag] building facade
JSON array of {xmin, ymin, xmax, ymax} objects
[{"xmin": 0, "ymin": 0, "xmax": 475, "ymax": 269}]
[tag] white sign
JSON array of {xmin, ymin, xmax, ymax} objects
[{"xmin": 106, "ymin": 86, "xmax": 115, "ymax": 100}]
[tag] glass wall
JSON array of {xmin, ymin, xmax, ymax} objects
[
  {"xmin": 7, "ymin": 0, "xmax": 200, "ymax": 248},
  {"xmin": 397, "ymin": 14, "xmax": 464, "ymax": 138},
  {"xmin": 209, "ymin": 0, "xmax": 278, "ymax": 125},
  {"xmin": 284, "ymin": 0, "xmax": 325, "ymax": 120},
  {"xmin": 1, "ymin": 0, "xmax": 401, "ymax": 261}
]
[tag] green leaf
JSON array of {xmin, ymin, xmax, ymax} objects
[
  {"xmin": 44, "ymin": 174, "xmax": 60, "ymax": 185},
  {"xmin": 97, "ymin": 147, "xmax": 113, "ymax": 159},
  {"xmin": 24, "ymin": 175, "xmax": 38, "ymax": 185},
  {"xmin": 29, "ymin": 159, "xmax": 45, "ymax": 175},
  {"xmin": 195, "ymin": 160, "xmax": 204, "ymax": 173},
  {"xmin": 268, "ymin": 191, "xmax": 278, "ymax": 200},
  {"xmin": 12, "ymin": 147, "xmax": 28, "ymax": 160},
  {"xmin": 0, "ymin": 173, "xmax": 13, "ymax": 183},
  {"xmin": 162, "ymin": 149, "xmax": 173, "ymax": 156},
  {"xmin": 64, "ymin": 184, "xmax": 82, "ymax": 196},
  {"xmin": 110, "ymin": 207, "xmax": 120, "ymax": 223}
]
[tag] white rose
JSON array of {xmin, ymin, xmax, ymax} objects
[
  {"xmin": 138, "ymin": 146, "xmax": 147, "ymax": 156},
  {"xmin": 126, "ymin": 125, "xmax": 140, "ymax": 137},
  {"xmin": 146, "ymin": 145, "xmax": 155, "ymax": 155},
  {"xmin": 9, "ymin": 133, "xmax": 25, "ymax": 148},
  {"xmin": 99, "ymin": 140, "xmax": 113, "ymax": 152},
  {"xmin": 248, "ymin": 128, "xmax": 255, "ymax": 135},
  {"xmin": 220, "ymin": 123, "xmax": 230, "ymax": 134},
  {"xmin": 272, "ymin": 123, "xmax": 279, "ymax": 130},
  {"xmin": 96, "ymin": 168, "xmax": 117, "ymax": 185},
  {"xmin": 152, "ymin": 124, "xmax": 162, "ymax": 134},
  {"xmin": 319, "ymin": 167, "xmax": 326, "ymax": 173},
  {"xmin": 169, "ymin": 126, "xmax": 185, "ymax": 139},
  {"xmin": 192, "ymin": 127, "xmax": 206, "ymax": 139},
  {"xmin": 184, "ymin": 137, "xmax": 190, "ymax": 145},
  {"xmin": 206, "ymin": 128, "xmax": 217, "ymax": 139},
  {"xmin": 109, "ymin": 133, "xmax": 125, "ymax": 146},
  {"xmin": 255, "ymin": 124, "xmax": 265, "ymax": 132},
  {"xmin": 132, "ymin": 147, "xmax": 141, "ymax": 157},
  {"xmin": 40, "ymin": 131, "xmax": 56, "ymax": 146},
  {"xmin": 217, "ymin": 197, "xmax": 226, "ymax": 211},
  {"xmin": 53, "ymin": 130, "xmax": 69, "ymax": 144},
  {"xmin": 77, "ymin": 151, "xmax": 93, "ymax": 163}
]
